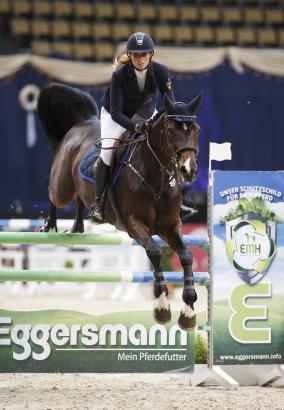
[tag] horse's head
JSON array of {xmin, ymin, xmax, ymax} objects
[{"xmin": 163, "ymin": 93, "xmax": 202, "ymax": 183}]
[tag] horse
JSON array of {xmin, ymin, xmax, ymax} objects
[{"xmin": 37, "ymin": 83, "xmax": 202, "ymax": 331}]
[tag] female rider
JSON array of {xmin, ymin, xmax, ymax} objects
[{"xmin": 88, "ymin": 32, "xmax": 195, "ymax": 222}]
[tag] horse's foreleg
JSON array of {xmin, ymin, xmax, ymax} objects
[
  {"xmin": 70, "ymin": 197, "xmax": 85, "ymax": 233},
  {"xmin": 126, "ymin": 216, "xmax": 171, "ymax": 324},
  {"xmin": 160, "ymin": 227, "xmax": 197, "ymax": 331}
]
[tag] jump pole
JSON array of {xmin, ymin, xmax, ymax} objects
[
  {"xmin": 0, "ymin": 270, "xmax": 209, "ymax": 284},
  {"xmin": 0, "ymin": 231, "xmax": 209, "ymax": 249}
]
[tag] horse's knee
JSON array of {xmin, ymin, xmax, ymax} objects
[{"xmin": 182, "ymin": 286, "xmax": 197, "ymax": 309}]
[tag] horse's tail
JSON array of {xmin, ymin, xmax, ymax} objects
[{"xmin": 37, "ymin": 83, "xmax": 99, "ymax": 148}]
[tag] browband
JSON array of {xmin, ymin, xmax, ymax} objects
[{"xmin": 166, "ymin": 115, "xmax": 197, "ymax": 122}]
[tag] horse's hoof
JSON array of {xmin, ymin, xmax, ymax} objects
[
  {"xmin": 153, "ymin": 307, "xmax": 171, "ymax": 324},
  {"xmin": 35, "ymin": 225, "xmax": 45, "ymax": 232},
  {"xmin": 178, "ymin": 312, "xmax": 196, "ymax": 331},
  {"xmin": 70, "ymin": 227, "xmax": 84, "ymax": 233}
]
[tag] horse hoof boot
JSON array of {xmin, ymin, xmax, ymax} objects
[
  {"xmin": 178, "ymin": 312, "xmax": 196, "ymax": 331},
  {"xmin": 153, "ymin": 307, "xmax": 172, "ymax": 324}
]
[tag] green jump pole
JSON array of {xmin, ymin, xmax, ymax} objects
[
  {"xmin": 0, "ymin": 270, "xmax": 122, "ymax": 282},
  {"xmin": 0, "ymin": 232, "xmax": 209, "ymax": 247},
  {"xmin": 0, "ymin": 232, "xmax": 131, "ymax": 246}
]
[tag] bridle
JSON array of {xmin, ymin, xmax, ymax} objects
[
  {"xmin": 146, "ymin": 113, "xmax": 199, "ymax": 176},
  {"xmin": 164, "ymin": 114, "xmax": 199, "ymax": 156},
  {"xmin": 125, "ymin": 113, "xmax": 199, "ymax": 202}
]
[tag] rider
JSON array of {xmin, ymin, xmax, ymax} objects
[{"xmin": 88, "ymin": 32, "xmax": 196, "ymax": 222}]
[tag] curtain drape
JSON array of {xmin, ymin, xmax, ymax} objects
[{"xmin": 0, "ymin": 47, "xmax": 283, "ymax": 85}]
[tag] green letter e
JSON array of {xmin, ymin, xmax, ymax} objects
[{"xmin": 229, "ymin": 283, "xmax": 271, "ymax": 344}]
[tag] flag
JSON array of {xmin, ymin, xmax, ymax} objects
[{"xmin": 209, "ymin": 142, "xmax": 232, "ymax": 162}]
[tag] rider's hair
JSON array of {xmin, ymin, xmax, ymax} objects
[{"xmin": 113, "ymin": 53, "xmax": 129, "ymax": 70}]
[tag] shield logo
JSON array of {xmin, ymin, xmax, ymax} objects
[
  {"xmin": 135, "ymin": 32, "xmax": 145, "ymax": 46},
  {"xmin": 225, "ymin": 211, "xmax": 277, "ymax": 285}
]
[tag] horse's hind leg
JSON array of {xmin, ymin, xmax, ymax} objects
[
  {"xmin": 70, "ymin": 197, "xmax": 85, "ymax": 233},
  {"xmin": 160, "ymin": 226, "xmax": 197, "ymax": 331},
  {"xmin": 126, "ymin": 217, "xmax": 171, "ymax": 324},
  {"xmin": 37, "ymin": 199, "xmax": 58, "ymax": 232}
]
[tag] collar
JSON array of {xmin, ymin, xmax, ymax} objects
[
  {"xmin": 134, "ymin": 68, "xmax": 148, "ymax": 77},
  {"xmin": 127, "ymin": 61, "xmax": 153, "ymax": 78}
]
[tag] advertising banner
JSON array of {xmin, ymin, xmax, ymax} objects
[
  {"xmin": 0, "ymin": 309, "xmax": 194, "ymax": 373},
  {"xmin": 212, "ymin": 171, "xmax": 284, "ymax": 365}
]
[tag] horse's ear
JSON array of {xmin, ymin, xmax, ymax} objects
[
  {"xmin": 187, "ymin": 92, "xmax": 203, "ymax": 115},
  {"xmin": 163, "ymin": 94, "xmax": 174, "ymax": 114}
]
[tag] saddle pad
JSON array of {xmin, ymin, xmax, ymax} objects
[
  {"xmin": 78, "ymin": 133, "xmax": 139, "ymax": 187},
  {"xmin": 78, "ymin": 144, "xmax": 100, "ymax": 185}
]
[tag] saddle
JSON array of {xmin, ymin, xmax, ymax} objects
[{"xmin": 78, "ymin": 132, "xmax": 140, "ymax": 187}]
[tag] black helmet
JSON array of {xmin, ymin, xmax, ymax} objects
[{"xmin": 127, "ymin": 32, "xmax": 155, "ymax": 53}]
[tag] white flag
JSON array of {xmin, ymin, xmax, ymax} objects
[{"xmin": 209, "ymin": 142, "xmax": 232, "ymax": 162}]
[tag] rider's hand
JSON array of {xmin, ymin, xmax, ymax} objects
[{"xmin": 135, "ymin": 121, "xmax": 150, "ymax": 134}]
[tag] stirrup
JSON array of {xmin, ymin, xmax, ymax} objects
[{"xmin": 180, "ymin": 204, "xmax": 198, "ymax": 222}]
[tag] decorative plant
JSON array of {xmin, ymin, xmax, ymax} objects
[{"xmin": 221, "ymin": 197, "xmax": 279, "ymax": 223}]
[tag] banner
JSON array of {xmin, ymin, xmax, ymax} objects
[
  {"xmin": 0, "ymin": 309, "xmax": 194, "ymax": 373},
  {"xmin": 212, "ymin": 171, "xmax": 284, "ymax": 365}
]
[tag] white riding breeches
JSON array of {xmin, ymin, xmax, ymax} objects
[
  {"xmin": 99, "ymin": 106, "xmax": 157, "ymax": 166},
  {"xmin": 100, "ymin": 107, "xmax": 126, "ymax": 166}
]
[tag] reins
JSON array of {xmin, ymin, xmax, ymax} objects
[
  {"xmin": 121, "ymin": 114, "xmax": 187, "ymax": 203},
  {"xmin": 95, "ymin": 134, "xmax": 148, "ymax": 150}
]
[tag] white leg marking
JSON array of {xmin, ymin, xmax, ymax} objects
[
  {"xmin": 184, "ymin": 157, "xmax": 191, "ymax": 174},
  {"xmin": 181, "ymin": 303, "xmax": 195, "ymax": 318},
  {"xmin": 153, "ymin": 291, "xmax": 170, "ymax": 311}
]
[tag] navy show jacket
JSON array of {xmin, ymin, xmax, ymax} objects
[{"xmin": 101, "ymin": 60, "xmax": 175, "ymax": 132}]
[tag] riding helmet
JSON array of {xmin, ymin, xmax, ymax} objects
[{"xmin": 126, "ymin": 32, "xmax": 155, "ymax": 53}]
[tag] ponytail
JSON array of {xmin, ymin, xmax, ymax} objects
[{"xmin": 113, "ymin": 53, "xmax": 129, "ymax": 70}]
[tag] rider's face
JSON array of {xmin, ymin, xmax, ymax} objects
[{"xmin": 128, "ymin": 52, "xmax": 152, "ymax": 70}]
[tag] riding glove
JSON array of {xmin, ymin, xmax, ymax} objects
[{"xmin": 135, "ymin": 121, "xmax": 150, "ymax": 134}]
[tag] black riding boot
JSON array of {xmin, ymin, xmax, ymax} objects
[
  {"xmin": 180, "ymin": 186, "xmax": 198, "ymax": 222},
  {"xmin": 88, "ymin": 159, "xmax": 110, "ymax": 223}
]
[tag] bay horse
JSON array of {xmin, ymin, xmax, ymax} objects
[{"xmin": 37, "ymin": 83, "xmax": 202, "ymax": 331}]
